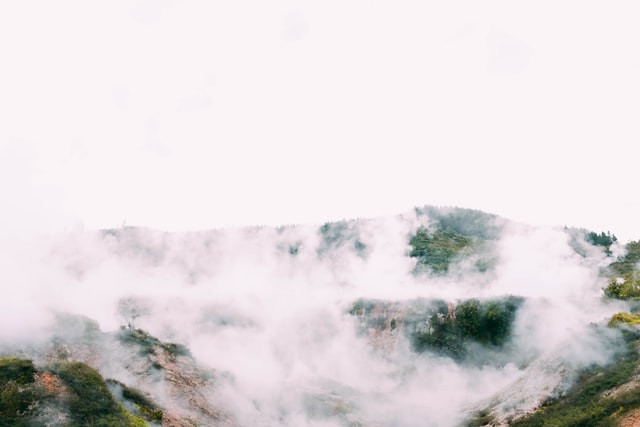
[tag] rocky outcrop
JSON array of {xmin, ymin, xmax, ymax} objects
[{"xmin": 2, "ymin": 317, "xmax": 235, "ymax": 427}]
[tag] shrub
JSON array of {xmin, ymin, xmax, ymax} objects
[
  {"xmin": 609, "ymin": 241, "xmax": 640, "ymax": 278},
  {"xmin": 0, "ymin": 358, "xmax": 36, "ymax": 385},
  {"xmin": 161, "ymin": 342, "xmax": 190, "ymax": 358},
  {"xmin": 609, "ymin": 312, "xmax": 640, "ymax": 327},
  {"xmin": 410, "ymin": 297, "xmax": 522, "ymax": 359},
  {"xmin": 511, "ymin": 336, "xmax": 640, "ymax": 426},
  {"xmin": 53, "ymin": 362, "xmax": 145, "ymax": 427},
  {"xmin": 0, "ymin": 358, "xmax": 38, "ymax": 426},
  {"xmin": 604, "ymin": 277, "xmax": 640, "ymax": 300},
  {"xmin": 107, "ymin": 379, "xmax": 163, "ymax": 422},
  {"xmin": 409, "ymin": 228, "xmax": 472, "ymax": 273},
  {"xmin": 416, "ymin": 206, "xmax": 501, "ymax": 240},
  {"xmin": 602, "ymin": 241, "xmax": 640, "ymax": 300},
  {"xmin": 118, "ymin": 327, "xmax": 161, "ymax": 355}
]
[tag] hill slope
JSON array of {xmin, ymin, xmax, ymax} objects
[{"xmin": 2, "ymin": 206, "xmax": 640, "ymax": 426}]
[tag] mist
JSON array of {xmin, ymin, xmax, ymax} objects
[
  {"xmin": 0, "ymin": 207, "xmax": 631, "ymax": 426},
  {"xmin": 2, "ymin": 1, "xmax": 639, "ymax": 424}
]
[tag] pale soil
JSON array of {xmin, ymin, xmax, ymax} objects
[{"xmin": 619, "ymin": 408, "xmax": 640, "ymax": 427}]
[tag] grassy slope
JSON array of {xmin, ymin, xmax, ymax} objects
[
  {"xmin": 471, "ymin": 236, "xmax": 640, "ymax": 426},
  {"xmin": 0, "ymin": 357, "xmax": 151, "ymax": 427},
  {"xmin": 506, "ymin": 330, "xmax": 640, "ymax": 427}
]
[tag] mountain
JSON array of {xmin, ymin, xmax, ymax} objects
[{"xmin": 2, "ymin": 206, "xmax": 640, "ymax": 426}]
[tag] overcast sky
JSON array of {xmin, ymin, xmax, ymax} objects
[{"xmin": 1, "ymin": 1, "xmax": 639, "ymax": 239}]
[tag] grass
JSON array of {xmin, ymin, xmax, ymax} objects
[
  {"xmin": 609, "ymin": 312, "xmax": 640, "ymax": 327},
  {"xmin": 52, "ymin": 361, "xmax": 146, "ymax": 427},
  {"xmin": 118, "ymin": 327, "xmax": 161, "ymax": 355},
  {"xmin": 468, "ymin": 258, "xmax": 640, "ymax": 426},
  {"xmin": 118, "ymin": 326, "xmax": 191, "ymax": 360},
  {"xmin": 160, "ymin": 342, "xmax": 191, "ymax": 357},
  {"xmin": 1, "ymin": 358, "xmax": 155, "ymax": 427},
  {"xmin": 409, "ymin": 227, "xmax": 473, "ymax": 273},
  {"xmin": 509, "ymin": 330, "xmax": 640, "ymax": 427},
  {"xmin": 107, "ymin": 379, "xmax": 163, "ymax": 423}
]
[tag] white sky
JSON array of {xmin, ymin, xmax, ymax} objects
[{"xmin": 1, "ymin": 1, "xmax": 639, "ymax": 239}]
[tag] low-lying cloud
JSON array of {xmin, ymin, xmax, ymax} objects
[{"xmin": 0, "ymin": 208, "xmax": 631, "ymax": 426}]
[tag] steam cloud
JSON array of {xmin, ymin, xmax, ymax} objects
[{"xmin": 0, "ymin": 209, "xmax": 630, "ymax": 426}]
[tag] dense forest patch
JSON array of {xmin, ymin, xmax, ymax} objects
[{"xmin": 349, "ymin": 297, "xmax": 522, "ymax": 361}]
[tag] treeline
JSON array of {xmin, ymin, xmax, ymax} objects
[{"xmin": 349, "ymin": 296, "xmax": 523, "ymax": 361}]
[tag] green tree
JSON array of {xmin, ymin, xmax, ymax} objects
[
  {"xmin": 604, "ymin": 241, "xmax": 640, "ymax": 300},
  {"xmin": 456, "ymin": 299, "xmax": 481, "ymax": 339},
  {"xmin": 409, "ymin": 228, "xmax": 472, "ymax": 273}
]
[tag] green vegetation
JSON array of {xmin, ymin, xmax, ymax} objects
[
  {"xmin": 409, "ymin": 228, "xmax": 472, "ymax": 273},
  {"xmin": 409, "ymin": 208, "xmax": 501, "ymax": 274},
  {"xmin": 288, "ymin": 242, "xmax": 300, "ymax": 255},
  {"xmin": 586, "ymin": 231, "xmax": 617, "ymax": 253},
  {"xmin": 0, "ymin": 358, "xmax": 38, "ymax": 426},
  {"xmin": 118, "ymin": 327, "xmax": 161, "ymax": 355},
  {"xmin": 349, "ymin": 297, "xmax": 522, "ymax": 361},
  {"xmin": 107, "ymin": 379, "xmax": 163, "ymax": 423},
  {"xmin": 609, "ymin": 241, "xmax": 640, "ymax": 277},
  {"xmin": 412, "ymin": 305, "xmax": 465, "ymax": 358},
  {"xmin": 0, "ymin": 358, "xmax": 36, "ymax": 386},
  {"xmin": 567, "ymin": 228, "xmax": 618, "ymax": 258},
  {"xmin": 603, "ymin": 278, "xmax": 640, "ymax": 300},
  {"xmin": 510, "ymin": 332, "xmax": 640, "ymax": 427},
  {"xmin": 53, "ymin": 361, "xmax": 146, "ymax": 427},
  {"xmin": 1, "ymin": 357, "xmax": 157, "ymax": 427},
  {"xmin": 603, "ymin": 241, "xmax": 640, "ymax": 299},
  {"xmin": 318, "ymin": 221, "xmax": 367, "ymax": 257},
  {"xmin": 118, "ymin": 327, "xmax": 190, "ymax": 360},
  {"xmin": 416, "ymin": 206, "xmax": 502, "ymax": 240},
  {"xmin": 609, "ymin": 312, "xmax": 640, "ymax": 327},
  {"xmin": 466, "ymin": 408, "xmax": 496, "ymax": 427},
  {"xmin": 410, "ymin": 297, "xmax": 522, "ymax": 359},
  {"xmin": 348, "ymin": 299, "xmax": 380, "ymax": 317},
  {"xmin": 160, "ymin": 342, "xmax": 190, "ymax": 357}
]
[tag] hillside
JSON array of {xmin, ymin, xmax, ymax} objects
[{"xmin": 2, "ymin": 206, "xmax": 640, "ymax": 426}]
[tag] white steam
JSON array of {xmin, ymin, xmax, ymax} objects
[{"xmin": 0, "ymin": 210, "xmax": 630, "ymax": 426}]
